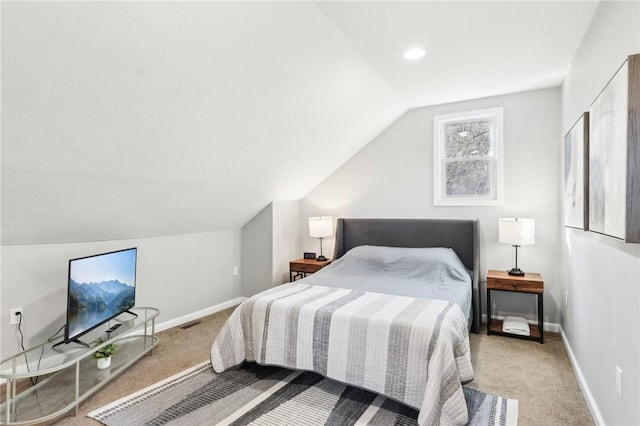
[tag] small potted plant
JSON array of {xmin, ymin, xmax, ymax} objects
[{"xmin": 94, "ymin": 339, "xmax": 118, "ymax": 369}]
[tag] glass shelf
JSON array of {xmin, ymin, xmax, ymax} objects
[{"xmin": 1, "ymin": 306, "xmax": 159, "ymax": 425}]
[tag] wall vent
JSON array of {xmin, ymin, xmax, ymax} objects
[{"xmin": 180, "ymin": 321, "xmax": 202, "ymax": 330}]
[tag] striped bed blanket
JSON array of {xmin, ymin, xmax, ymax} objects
[{"xmin": 211, "ymin": 283, "xmax": 473, "ymax": 425}]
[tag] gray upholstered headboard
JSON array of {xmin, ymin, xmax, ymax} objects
[{"xmin": 333, "ymin": 218, "xmax": 481, "ymax": 334}]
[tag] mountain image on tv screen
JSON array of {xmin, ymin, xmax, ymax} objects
[{"xmin": 67, "ymin": 248, "xmax": 136, "ymax": 340}]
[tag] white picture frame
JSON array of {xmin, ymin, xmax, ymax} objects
[{"xmin": 433, "ymin": 107, "xmax": 504, "ymax": 206}]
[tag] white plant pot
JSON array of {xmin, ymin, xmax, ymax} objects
[
  {"xmin": 96, "ymin": 368, "xmax": 111, "ymax": 380},
  {"xmin": 97, "ymin": 356, "xmax": 111, "ymax": 370}
]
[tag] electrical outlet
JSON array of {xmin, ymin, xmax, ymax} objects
[
  {"xmin": 616, "ymin": 366, "xmax": 623, "ymax": 397},
  {"xmin": 233, "ymin": 266, "xmax": 239, "ymax": 276},
  {"xmin": 10, "ymin": 307, "xmax": 23, "ymax": 326}
]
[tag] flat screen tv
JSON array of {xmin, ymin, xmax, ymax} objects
[{"xmin": 64, "ymin": 247, "xmax": 137, "ymax": 346}]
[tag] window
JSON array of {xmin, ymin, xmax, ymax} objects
[{"xmin": 433, "ymin": 107, "xmax": 504, "ymax": 206}]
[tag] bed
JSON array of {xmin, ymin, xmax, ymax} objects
[{"xmin": 211, "ymin": 218, "xmax": 480, "ymax": 425}]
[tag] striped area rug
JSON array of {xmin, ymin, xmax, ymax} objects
[{"xmin": 88, "ymin": 362, "xmax": 518, "ymax": 425}]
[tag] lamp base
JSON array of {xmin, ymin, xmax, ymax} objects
[
  {"xmin": 507, "ymin": 268, "xmax": 525, "ymax": 276},
  {"xmin": 317, "ymin": 255, "xmax": 328, "ymax": 262}
]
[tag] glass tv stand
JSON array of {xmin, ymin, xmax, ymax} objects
[{"xmin": 0, "ymin": 307, "xmax": 159, "ymax": 425}]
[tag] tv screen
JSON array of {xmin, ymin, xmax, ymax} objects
[{"xmin": 65, "ymin": 247, "xmax": 137, "ymax": 344}]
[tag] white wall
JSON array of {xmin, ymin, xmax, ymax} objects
[
  {"xmin": 240, "ymin": 201, "xmax": 301, "ymax": 297},
  {"xmin": 301, "ymin": 87, "xmax": 562, "ymax": 324},
  {"xmin": 241, "ymin": 205, "xmax": 273, "ymax": 298},
  {"xmin": 560, "ymin": 2, "xmax": 640, "ymax": 425},
  {"xmin": 272, "ymin": 201, "xmax": 301, "ymax": 285},
  {"xmin": 0, "ymin": 230, "xmax": 241, "ymax": 360}
]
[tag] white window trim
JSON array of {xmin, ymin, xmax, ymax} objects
[{"xmin": 433, "ymin": 107, "xmax": 504, "ymax": 206}]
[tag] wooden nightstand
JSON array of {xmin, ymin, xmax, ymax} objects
[
  {"xmin": 289, "ymin": 258, "xmax": 332, "ymax": 282},
  {"xmin": 486, "ymin": 269, "xmax": 544, "ymax": 343}
]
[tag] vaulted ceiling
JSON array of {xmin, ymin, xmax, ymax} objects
[{"xmin": 1, "ymin": 1, "xmax": 598, "ymax": 245}]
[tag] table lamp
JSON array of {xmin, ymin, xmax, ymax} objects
[
  {"xmin": 309, "ymin": 216, "xmax": 333, "ymax": 261},
  {"xmin": 499, "ymin": 217, "xmax": 535, "ymax": 276}
]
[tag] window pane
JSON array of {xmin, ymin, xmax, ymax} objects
[
  {"xmin": 444, "ymin": 120, "xmax": 492, "ymax": 158},
  {"xmin": 445, "ymin": 159, "xmax": 492, "ymax": 196}
]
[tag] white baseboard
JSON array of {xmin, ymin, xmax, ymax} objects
[
  {"xmin": 559, "ymin": 327, "xmax": 605, "ymax": 426},
  {"xmin": 155, "ymin": 297, "xmax": 246, "ymax": 333},
  {"xmin": 480, "ymin": 313, "xmax": 560, "ymax": 333}
]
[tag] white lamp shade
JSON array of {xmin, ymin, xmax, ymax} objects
[
  {"xmin": 499, "ymin": 218, "xmax": 535, "ymax": 246},
  {"xmin": 309, "ymin": 216, "xmax": 333, "ymax": 238}
]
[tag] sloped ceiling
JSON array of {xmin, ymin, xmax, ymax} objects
[{"xmin": 1, "ymin": 1, "xmax": 598, "ymax": 245}]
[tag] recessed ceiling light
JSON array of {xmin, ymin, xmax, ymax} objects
[{"xmin": 403, "ymin": 47, "xmax": 425, "ymax": 60}]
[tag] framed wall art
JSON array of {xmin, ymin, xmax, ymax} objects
[
  {"xmin": 433, "ymin": 107, "xmax": 504, "ymax": 206},
  {"xmin": 564, "ymin": 113, "xmax": 589, "ymax": 230},
  {"xmin": 589, "ymin": 53, "xmax": 640, "ymax": 242}
]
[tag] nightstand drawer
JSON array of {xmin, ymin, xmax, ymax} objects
[
  {"xmin": 289, "ymin": 258, "xmax": 332, "ymax": 282},
  {"xmin": 291, "ymin": 263, "xmax": 323, "ymax": 273},
  {"xmin": 487, "ymin": 278, "xmax": 543, "ymax": 293}
]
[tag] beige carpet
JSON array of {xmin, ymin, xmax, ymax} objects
[{"xmin": 42, "ymin": 306, "xmax": 592, "ymax": 426}]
